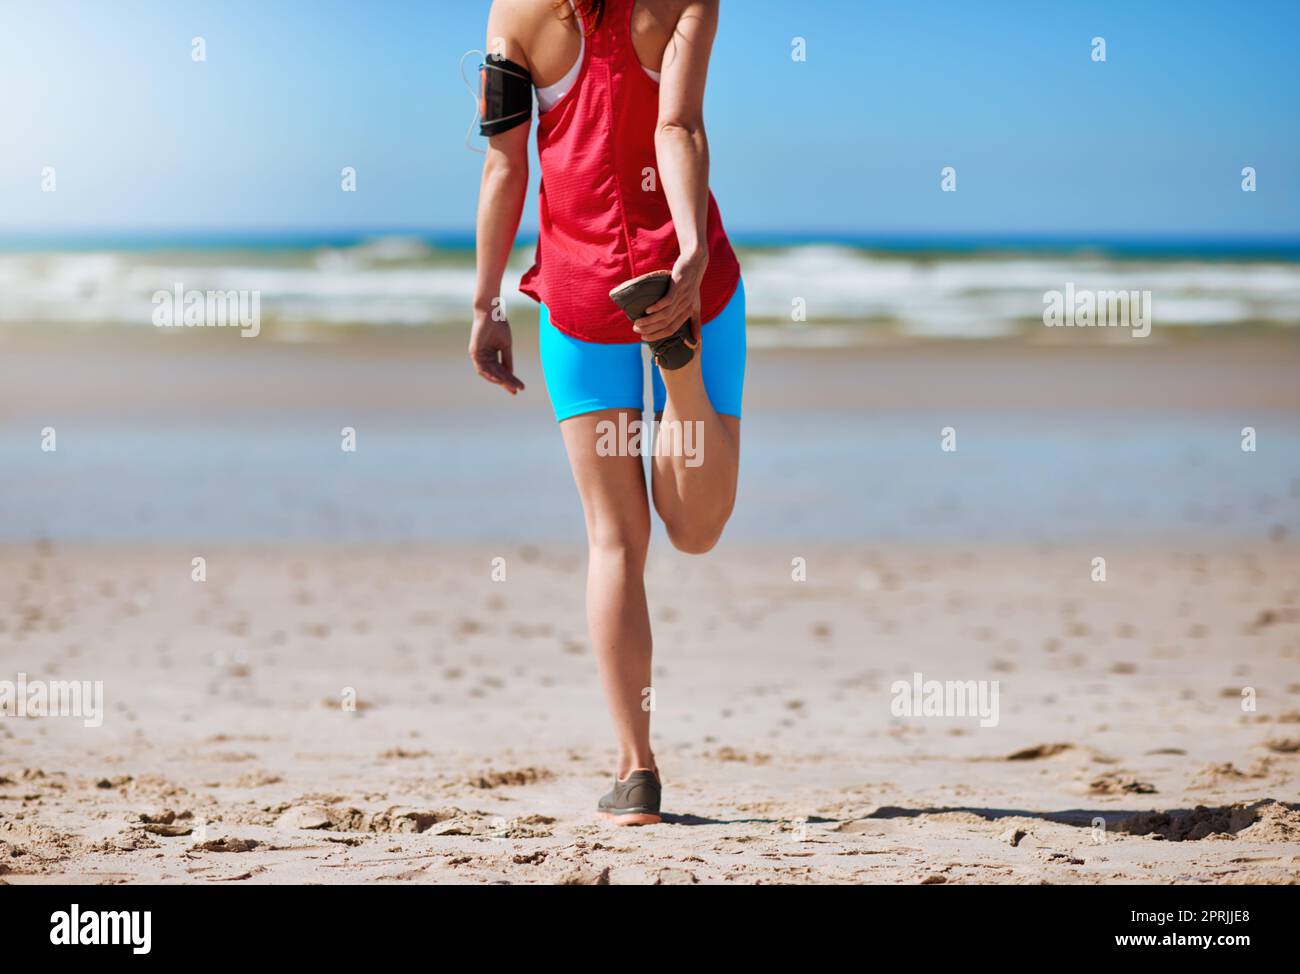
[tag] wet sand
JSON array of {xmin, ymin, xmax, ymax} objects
[{"xmin": 2, "ymin": 330, "xmax": 1299, "ymax": 545}]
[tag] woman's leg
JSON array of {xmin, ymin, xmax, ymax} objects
[
  {"xmin": 559, "ymin": 409, "xmax": 656, "ymax": 777},
  {"xmin": 651, "ymin": 283, "xmax": 746, "ymax": 554},
  {"xmin": 653, "ymin": 360, "xmax": 740, "ymax": 554}
]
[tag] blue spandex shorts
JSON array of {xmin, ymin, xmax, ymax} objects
[{"xmin": 538, "ymin": 278, "xmax": 746, "ymax": 423}]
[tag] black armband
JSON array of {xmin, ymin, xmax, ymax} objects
[{"xmin": 479, "ymin": 54, "xmax": 533, "ymax": 137}]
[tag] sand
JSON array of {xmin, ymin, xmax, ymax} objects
[
  {"xmin": 2, "ymin": 541, "xmax": 1298, "ymax": 885},
  {"xmin": 1, "ymin": 330, "xmax": 1298, "ymax": 884}
]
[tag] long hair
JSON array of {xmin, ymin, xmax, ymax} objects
[{"xmin": 555, "ymin": 0, "xmax": 605, "ymax": 31}]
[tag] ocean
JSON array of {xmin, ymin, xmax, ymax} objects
[{"xmin": 2, "ymin": 232, "xmax": 1298, "ymax": 340}]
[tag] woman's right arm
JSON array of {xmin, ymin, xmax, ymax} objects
[
  {"xmin": 469, "ymin": 0, "xmax": 532, "ymax": 395},
  {"xmin": 635, "ymin": 0, "xmax": 720, "ymax": 345}
]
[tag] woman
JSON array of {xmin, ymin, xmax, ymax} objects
[{"xmin": 470, "ymin": 0, "xmax": 743, "ymax": 825}]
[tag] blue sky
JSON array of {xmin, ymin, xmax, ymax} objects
[{"xmin": 2, "ymin": 0, "xmax": 1297, "ymax": 237}]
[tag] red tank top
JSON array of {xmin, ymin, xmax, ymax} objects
[{"xmin": 519, "ymin": 0, "xmax": 741, "ymax": 343}]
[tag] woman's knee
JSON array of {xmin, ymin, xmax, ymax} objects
[
  {"xmin": 587, "ymin": 507, "xmax": 651, "ymax": 561},
  {"xmin": 660, "ymin": 500, "xmax": 734, "ymax": 555}
]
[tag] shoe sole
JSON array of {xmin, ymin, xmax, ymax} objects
[
  {"xmin": 608, "ymin": 270, "xmax": 672, "ymax": 309},
  {"xmin": 597, "ymin": 811, "xmax": 662, "ymax": 826},
  {"xmin": 608, "ymin": 270, "xmax": 695, "ymax": 371}
]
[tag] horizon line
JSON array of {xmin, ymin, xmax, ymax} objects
[{"xmin": 3, "ymin": 227, "xmax": 1299, "ymax": 248}]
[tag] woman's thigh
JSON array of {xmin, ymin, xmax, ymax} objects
[{"xmin": 558, "ymin": 409, "xmax": 651, "ymax": 551}]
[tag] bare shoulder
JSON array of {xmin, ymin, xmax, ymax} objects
[
  {"xmin": 654, "ymin": 0, "xmax": 719, "ymax": 48},
  {"xmin": 486, "ymin": 0, "xmax": 570, "ymax": 69},
  {"xmin": 635, "ymin": 0, "xmax": 717, "ymax": 41},
  {"xmin": 486, "ymin": 0, "xmax": 559, "ymax": 40},
  {"xmin": 665, "ymin": 0, "xmax": 719, "ymax": 18},
  {"xmin": 657, "ymin": 0, "xmax": 719, "ymax": 33}
]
